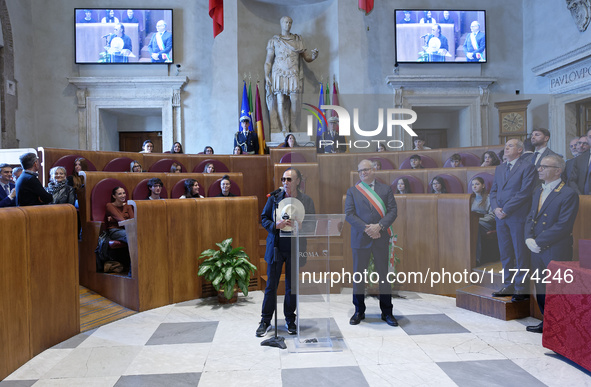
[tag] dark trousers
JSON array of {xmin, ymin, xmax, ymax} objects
[
  {"xmin": 261, "ymin": 250, "xmax": 296, "ymax": 324},
  {"xmin": 352, "ymin": 242, "xmax": 393, "ymax": 315},
  {"xmin": 496, "ymin": 218, "xmax": 530, "ymax": 293}
]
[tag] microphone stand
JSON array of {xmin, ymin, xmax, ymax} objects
[{"xmin": 261, "ymin": 191, "xmax": 287, "ymax": 350}]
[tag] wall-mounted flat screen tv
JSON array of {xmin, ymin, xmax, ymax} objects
[
  {"xmin": 75, "ymin": 8, "xmax": 173, "ymax": 64},
  {"xmin": 395, "ymin": 10, "xmax": 486, "ymax": 63}
]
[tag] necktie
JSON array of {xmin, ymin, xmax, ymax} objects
[
  {"xmin": 369, "ymin": 183, "xmax": 375, "ymax": 190},
  {"xmin": 505, "ymin": 163, "xmax": 512, "ymax": 180},
  {"xmin": 4, "ymin": 184, "xmax": 9, "ymax": 196},
  {"xmin": 533, "ymin": 151, "xmax": 539, "ymax": 165}
]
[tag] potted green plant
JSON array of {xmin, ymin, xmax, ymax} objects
[{"xmin": 198, "ymin": 238, "xmax": 257, "ymax": 303}]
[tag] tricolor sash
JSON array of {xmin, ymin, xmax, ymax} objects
[
  {"xmin": 156, "ymin": 32, "xmax": 165, "ymax": 51},
  {"xmin": 355, "ymin": 181, "xmax": 393, "ymax": 237}
]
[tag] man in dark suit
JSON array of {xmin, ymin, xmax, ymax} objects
[
  {"xmin": 463, "ymin": 21, "xmax": 486, "ymax": 62},
  {"xmin": 345, "ymin": 159, "xmax": 398, "ymax": 326},
  {"xmin": 524, "ymin": 155, "xmax": 579, "ymax": 333},
  {"xmin": 489, "ymin": 139, "xmax": 536, "ymax": 301},
  {"xmin": 529, "ymin": 128, "xmax": 558, "ymax": 168},
  {"xmin": 15, "ymin": 153, "xmax": 52, "ymax": 207},
  {"xmin": 567, "ymin": 129, "xmax": 591, "ymax": 194},
  {"xmin": 256, "ymin": 167, "xmax": 315, "ymax": 337},
  {"xmin": 563, "ymin": 136, "xmax": 583, "ymax": 183},
  {"xmin": 148, "ymin": 20, "xmax": 172, "ymax": 62},
  {"xmin": 0, "ymin": 163, "xmax": 16, "ymax": 207}
]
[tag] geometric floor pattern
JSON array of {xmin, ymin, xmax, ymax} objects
[{"xmin": 3, "ymin": 290, "xmax": 591, "ymax": 386}]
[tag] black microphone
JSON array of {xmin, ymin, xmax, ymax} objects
[
  {"xmin": 267, "ymin": 187, "xmax": 284, "ymax": 198},
  {"xmin": 420, "ymin": 34, "xmax": 429, "ymax": 38},
  {"xmin": 102, "ymin": 33, "xmax": 113, "ymax": 38}
]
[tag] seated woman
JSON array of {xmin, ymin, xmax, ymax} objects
[
  {"xmin": 204, "ymin": 146, "xmax": 214, "ymax": 155},
  {"xmin": 372, "ymin": 160, "xmax": 382, "ymax": 170},
  {"xmin": 203, "ymin": 163, "xmax": 215, "ymax": 173},
  {"xmin": 130, "ymin": 160, "xmax": 142, "ymax": 173},
  {"xmin": 430, "ymin": 176, "xmax": 447, "ymax": 194},
  {"xmin": 101, "ymin": 186, "xmax": 134, "ymax": 272},
  {"xmin": 481, "ymin": 151, "xmax": 501, "ymax": 167},
  {"xmin": 170, "ymin": 162, "xmax": 182, "ymax": 173},
  {"xmin": 376, "ymin": 143, "xmax": 386, "ymax": 152},
  {"xmin": 283, "ymin": 134, "xmax": 298, "ymax": 148},
  {"xmin": 233, "ymin": 145, "xmax": 243, "ymax": 155},
  {"xmin": 216, "ymin": 175, "xmax": 235, "ymax": 197},
  {"xmin": 140, "ymin": 140, "xmax": 154, "ymax": 153},
  {"xmin": 171, "ymin": 142, "xmax": 183, "ymax": 154},
  {"xmin": 179, "ymin": 179, "xmax": 204, "ymax": 199},
  {"xmin": 67, "ymin": 157, "xmax": 87, "ymax": 191},
  {"xmin": 471, "ymin": 177, "xmax": 497, "ymax": 265},
  {"xmin": 46, "ymin": 166, "xmax": 76, "ymax": 205},
  {"xmin": 395, "ymin": 177, "xmax": 412, "ymax": 194}
]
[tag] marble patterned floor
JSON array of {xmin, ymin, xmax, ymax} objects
[{"xmin": 2, "ymin": 290, "xmax": 591, "ymax": 387}]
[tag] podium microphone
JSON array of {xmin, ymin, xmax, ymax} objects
[
  {"xmin": 102, "ymin": 33, "xmax": 113, "ymax": 38},
  {"xmin": 420, "ymin": 34, "xmax": 429, "ymax": 38},
  {"xmin": 267, "ymin": 187, "xmax": 284, "ymax": 198}
]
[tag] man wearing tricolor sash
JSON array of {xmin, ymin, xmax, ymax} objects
[
  {"xmin": 148, "ymin": 20, "xmax": 172, "ymax": 63},
  {"xmin": 463, "ymin": 21, "xmax": 485, "ymax": 62},
  {"xmin": 345, "ymin": 160, "xmax": 399, "ymax": 327}
]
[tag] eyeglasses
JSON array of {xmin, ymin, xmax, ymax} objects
[
  {"xmin": 357, "ymin": 168, "xmax": 372, "ymax": 173},
  {"xmin": 538, "ymin": 165, "xmax": 559, "ymax": 170},
  {"xmin": 281, "ymin": 177, "xmax": 292, "ymax": 182}
]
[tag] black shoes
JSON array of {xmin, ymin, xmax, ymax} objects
[
  {"xmin": 511, "ymin": 293, "xmax": 529, "ymax": 302},
  {"xmin": 381, "ymin": 314, "xmax": 399, "ymax": 327},
  {"xmin": 526, "ymin": 322, "xmax": 543, "ymax": 333},
  {"xmin": 492, "ymin": 286, "xmax": 514, "ymax": 297},
  {"xmin": 349, "ymin": 312, "xmax": 365, "ymax": 325},
  {"xmin": 285, "ymin": 321, "xmax": 297, "ymax": 335},
  {"xmin": 255, "ymin": 321, "xmax": 271, "ymax": 337}
]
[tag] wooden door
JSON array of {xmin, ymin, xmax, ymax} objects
[
  {"xmin": 119, "ymin": 132, "xmax": 162, "ymax": 153},
  {"xmin": 414, "ymin": 129, "xmax": 448, "ymax": 149}
]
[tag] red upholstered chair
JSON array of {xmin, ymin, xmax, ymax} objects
[
  {"xmin": 103, "ymin": 157, "xmax": 136, "ymax": 172},
  {"xmin": 469, "ymin": 172, "xmax": 495, "ymax": 193},
  {"xmin": 279, "ymin": 152, "xmax": 307, "ymax": 163},
  {"xmin": 399, "ymin": 155, "xmax": 438, "ymax": 169},
  {"xmin": 367, "ymin": 156, "xmax": 396, "ymax": 170},
  {"xmin": 148, "ymin": 158, "xmax": 187, "ymax": 173},
  {"xmin": 443, "ymin": 152, "xmax": 481, "ymax": 167},
  {"xmin": 53, "ymin": 155, "xmax": 97, "ymax": 175},
  {"xmin": 194, "ymin": 159, "xmax": 230, "ymax": 173},
  {"xmin": 207, "ymin": 178, "xmax": 241, "ymax": 197},
  {"xmin": 391, "ymin": 175, "xmax": 424, "ymax": 194},
  {"xmin": 132, "ymin": 179, "xmax": 169, "ymax": 200},
  {"xmin": 171, "ymin": 179, "xmax": 205, "ymax": 199},
  {"xmin": 435, "ymin": 174, "xmax": 464, "ymax": 193}
]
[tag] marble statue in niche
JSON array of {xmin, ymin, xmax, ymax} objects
[{"xmin": 264, "ymin": 16, "xmax": 319, "ymax": 134}]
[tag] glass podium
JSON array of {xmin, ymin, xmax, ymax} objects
[{"xmin": 280, "ymin": 214, "xmax": 346, "ymax": 352}]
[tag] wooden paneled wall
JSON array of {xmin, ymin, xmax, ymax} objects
[{"xmin": 0, "ymin": 205, "xmax": 79, "ymax": 380}]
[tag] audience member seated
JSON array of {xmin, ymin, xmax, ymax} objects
[
  {"xmin": 0, "ymin": 163, "xmax": 16, "ymax": 207},
  {"xmin": 67, "ymin": 157, "xmax": 88, "ymax": 191},
  {"xmin": 410, "ymin": 154, "xmax": 424, "ymax": 169},
  {"xmin": 204, "ymin": 146, "xmax": 214, "ymax": 155},
  {"xmin": 395, "ymin": 177, "xmax": 412, "ymax": 194},
  {"xmin": 430, "ymin": 176, "xmax": 447, "ymax": 194},
  {"xmin": 448, "ymin": 153, "xmax": 463, "ymax": 168},
  {"xmin": 372, "ymin": 160, "xmax": 382, "ymax": 170},
  {"xmin": 12, "ymin": 166, "xmax": 23, "ymax": 181},
  {"xmin": 376, "ymin": 143, "xmax": 386, "ymax": 152},
  {"xmin": 79, "ymin": 9, "xmax": 96, "ymax": 23},
  {"xmin": 179, "ymin": 179, "xmax": 204, "ymax": 199},
  {"xmin": 147, "ymin": 178, "xmax": 164, "ymax": 200},
  {"xmin": 170, "ymin": 162, "xmax": 182, "ymax": 173},
  {"xmin": 46, "ymin": 166, "xmax": 76, "ymax": 205},
  {"xmin": 171, "ymin": 142, "xmax": 183, "ymax": 154},
  {"xmin": 481, "ymin": 150, "xmax": 501, "ymax": 167},
  {"xmin": 283, "ymin": 134, "xmax": 298, "ymax": 148},
  {"xmin": 216, "ymin": 175, "xmax": 235, "ymax": 197},
  {"xmin": 130, "ymin": 160, "xmax": 143, "ymax": 173},
  {"xmin": 204, "ymin": 163, "xmax": 215, "ymax": 173},
  {"xmin": 471, "ymin": 176, "xmax": 497, "ymax": 266},
  {"xmin": 99, "ymin": 186, "xmax": 134, "ymax": 273},
  {"xmin": 16, "ymin": 152, "xmax": 53, "ymax": 207},
  {"xmin": 101, "ymin": 9, "xmax": 119, "ymax": 24},
  {"xmin": 419, "ymin": 10, "xmax": 436, "ymax": 24},
  {"xmin": 413, "ymin": 136, "xmax": 431, "ymax": 150},
  {"xmin": 233, "ymin": 146, "xmax": 243, "ymax": 155},
  {"xmin": 140, "ymin": 140, "xmax": 154, "ymax": 153}
]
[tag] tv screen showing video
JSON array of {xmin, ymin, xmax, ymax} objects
[
  {"xmin": 395, "ymin": 10, "xmax": 486, "ymax": 63},
  {"xmin": 75, "ymin": 8, "xmax": 173, "ymax": 64}
]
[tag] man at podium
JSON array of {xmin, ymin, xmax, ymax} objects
[{"xmin": 345, "ymin": 159, "xmax": 399, "ymax": 327}]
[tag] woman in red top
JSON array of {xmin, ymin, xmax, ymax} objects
[{"xmin": 105, "ymin": 186, "xmax": 134, "ymax": 243}]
